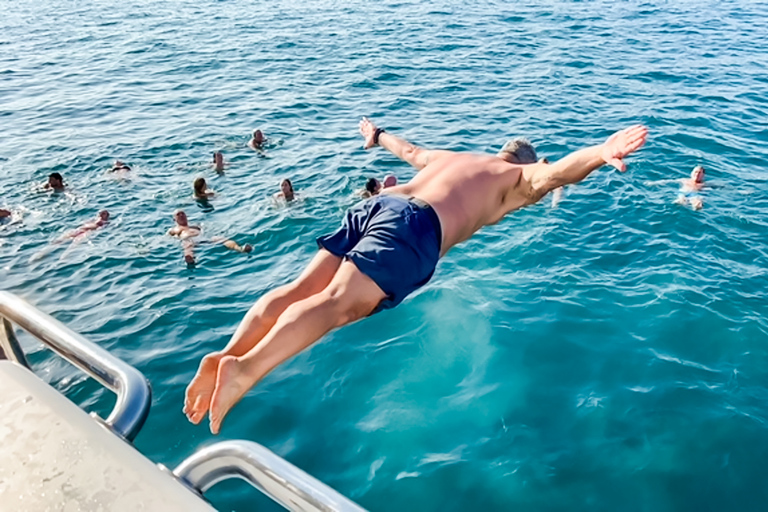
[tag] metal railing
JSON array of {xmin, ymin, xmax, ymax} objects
[
  {"xmin": 0, "ymin": 290, "xmax": 151, "ymax": 441},
  {"xmin": 174, "ymin": 440, "xmax": 367, "ymax": 512}
]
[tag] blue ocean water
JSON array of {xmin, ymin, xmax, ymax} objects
[{"xmin": 2, "ymin": 0, "xmax": 768, "ymax": 510}]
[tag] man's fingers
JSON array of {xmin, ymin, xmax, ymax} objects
[{"xmin": 608, "ymin": 157, "xmax": 626, "ymax": 172}]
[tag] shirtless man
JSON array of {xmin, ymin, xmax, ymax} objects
[
  {"xmin": 646, "ymin": 165, "xmax": 707, "ymax": 210},
  {"xmin": 42, "ymin": 172, "xmax": 65, "ymax": 192},
  {"xmin": 167, "ymin": 210, "xmax": 252, "ymax": 265},
  {"xmin": 212, "ymin": 152, "xmax": 226, "ymax": 173},
  {"xmin": 184, "ymin": 117, "xmax": 648, "ymax": 434},
  {"xmin": 248, "ymin": 129, "xmax": 265, "ymax": 151},
  {"xmin": 674, "ymin": 165, "xmax": 706, "ymax": 210}
]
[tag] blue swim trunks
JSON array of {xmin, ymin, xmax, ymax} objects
[{"xmin": 317, "ymin": 194, "xmax": 442, "ymax": 313}]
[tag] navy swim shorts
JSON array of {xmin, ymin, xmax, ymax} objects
[{"xmin": 317, "ymin": 194, "xmax": 442, "ymax": 313}]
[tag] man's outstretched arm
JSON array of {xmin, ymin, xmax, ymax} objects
[
  {"xmin": 359, "ymin": 117, "xmax": 452, "ymax": 171},
  {"xmin": 524, "ymin": 125, "xmax": 648, "ymax": 199}
]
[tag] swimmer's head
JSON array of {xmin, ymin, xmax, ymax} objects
[
  {"xmin": 98, "ymin": 210, "xmax": 109, "ymax": 221},
  {"xmin": 691, "ymin": 165, "xmax": 705, "ymax": 183},
  {"xmin": 0, "ymin": 209, "xmax": 10, "ymax": 218},
  {"xmin": 383, "ymin": 175, "xmax": 397, "ymax": 188},
  {"xmin": 174, "ymin": 209, "xmax": 188, "ymax": 225},
  {"xmin": 194, "ymin": 177, "xmax": 207, "ymax": 194},
  {"xmin": 365, "ymin": 177, "xmax": 382, "ymax": 195},
  {"xmin": 498, "ymin": 138, "xmax": 537, "ymax": 164},
  {"xmin": 113, "ymin": 160, "xmax": 124, "ymax": 167},
  {"xmin": 213, "ymin": 151, "xmax": 223, "ymax": 164},
  {"xmin": 48, "ymin": 172, "xmax": 64, "ymax": 189},
  {"xmin": 280, "ymin": 178, "xmax": 294, "ymax": 200},
  {"xmin": 252, "ymin": 129, "xmax": 264, "ymax": 145}
]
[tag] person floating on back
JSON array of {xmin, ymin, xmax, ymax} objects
[
  {"xmin": 167, "ymin": 210, "xmax": 252, "ymax": 266},
  {"xmin": 58, "ymin": 210, "xmax": 110, "ymax": 241},
  {"xmin": 184, "ymin": 116, "xmax": 648, "ymax": 434},
  {"xmin": 646, "ymin": 165, "xmax": 708, "ymax": 210},
  {"xmin": 675, "ymin": 165, "xmax": 707, "ymax": 210}
]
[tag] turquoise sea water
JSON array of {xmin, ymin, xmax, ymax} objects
[{"xmin": 2, "ymin": 0, "xmax": 768, "ymax": 510}]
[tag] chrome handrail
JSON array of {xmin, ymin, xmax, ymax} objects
[
  {"xmin": 174, "ymin": 440, "xmax": 367, "ymax": 512},
  {"xmin": 0, "ymin": 291, "xmax": 151, "ymax": 441}
]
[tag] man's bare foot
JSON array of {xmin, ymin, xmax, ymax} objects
[
  {"xmin": 691, "ymin": 198, "xmax": 703, "ymax": 210},
  {"xmin": 209, "ymin": 355, "xmax": 254, "ymax": 435},
  {"xmin": 185, "ymin": 254, "xmax": 196, "ymax": 266},
  {"xmin": 184, "ymin": 353, "xmax": 222, "ymax": 424}
]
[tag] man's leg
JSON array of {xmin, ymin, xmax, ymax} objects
[
  {"xmin": 211, "ymin": 236, "xmax": 253, "ymax": 253},
  {"xmin": 184, "ymin": 250, "xmax": 343, "ymax": 423},
  {"xmin": 208, "ymin": 259, "xmax": 386, "ymax": 434}
]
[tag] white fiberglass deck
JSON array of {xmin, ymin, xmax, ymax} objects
[{"xmin": 0, "ymin": 361, "xmax": 214, "ymax": 512}]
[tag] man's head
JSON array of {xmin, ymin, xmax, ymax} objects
[
  {"xmin": 252, "ymin": 129, "xmax": 264, "ymax": 145},
  {"xmin": 280, "ymin": 179, "xmax": 294, "ymax": 200},
  {"xmin": 0, "ymin": 209, "xmax": 10, "ymax": 219},
  {"xmin": 691, "ymin": 165, "xmax": 705, "ymax": 183},
  {"xmin": 174, "ymin": 209, "xmax": 188, "ymax": 226},
  {"xmin": 365, "ymin": 177, "xmax": 382, "ymax": 195},
  {"xmin": 98, "ymin": 210, "xmax": 110, "ymax": 221},
  {"xmin": 48, "ymin": 172, "xmax": 64, "ymax": 190},
  {"xmin": 213, "ymin": 151, "xmax": 223, "ymax": 165},
  {"xmin": 498, "ymin": 138, "xmax": 537, "ymax": 164},
  {"xmin": 383, "ymin": 174, "xmax": 397, "ymax": 188}
]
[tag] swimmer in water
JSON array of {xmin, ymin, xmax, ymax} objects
[
  {"xmin": 58, "ymin": 210, "xmax": 110, "ymax": 241},
  {"xmin": 167, "ymin": 210, "xmax": 252, "ymax": 265},
  {"xmin": 213, "ymin": 152, "xmax": 226, "ymax": 173},
  {"xmin": 274, "ymin": 179, "xmax": 295, "ymax": 202},
  {"xmin": 110, "ymin": 160, "xmax": 131, "ymax": 172},
  {"xmin": 359, "ymin": 177, "xmax": 382, "ymax": 198},
  {"xmin": 41, "ymin": 172, "xmax": 65, "ymax": 192},
  {"xmin": 674, "ymin": 165, "xmax": 706, "ymax": 210},
  {"xmin": 194, "ymin": 177, "xmax": 215, "ymax": 200},
  {"xmin": 248, "ymin": 129, "xmax": 265, "ymax": 151},
  {"xmin": 359, "ymin": 175, "xmax": 397, "ymax": 198},
  {"xmin": 184, "ymin": 116, "xmax": 647, "ymax": 434},
  {"xmin": 646, "ymin": 165, "xmax": 708, "ymax": 210}
]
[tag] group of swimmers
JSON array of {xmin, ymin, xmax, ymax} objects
[{"xmin": 4, "ymin": 127, "xmax": 412, "ymax": 265}]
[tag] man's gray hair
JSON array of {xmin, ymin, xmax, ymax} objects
[{"xmin": 499, "ymin": 138, "xmax": 537, "ymax": 164}]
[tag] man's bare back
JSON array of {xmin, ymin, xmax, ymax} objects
[
  {"xmin": 362, "ymin": 117, "xmax": 648, "ymax": 256},
  {"xmin": 383, "ymin": 153, "xmax": 523, "ymax": 253}
]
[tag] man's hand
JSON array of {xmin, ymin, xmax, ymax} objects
[
  {"xmin": 359, "ymin": 117, "xmax": 379, "ymax": 150},
  {"xmin": 601, "ymin": 125, "xmax": 648, "ymax": 172}
]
